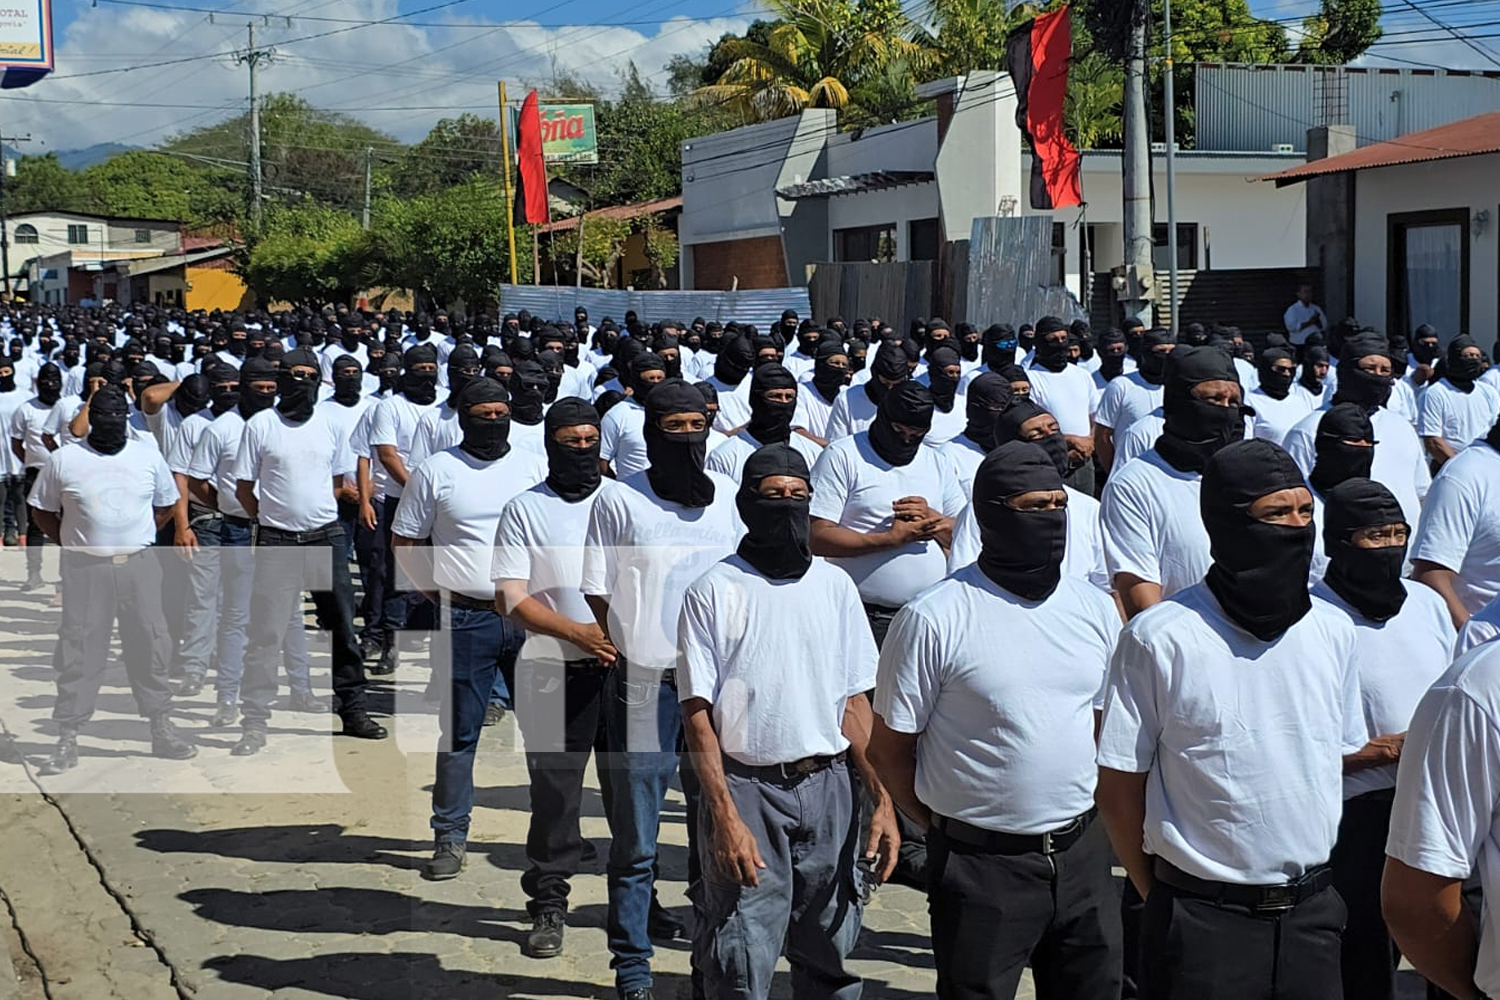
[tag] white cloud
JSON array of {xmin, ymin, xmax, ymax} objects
[{"xmin": 0, "ymin": 2, "xmax": 750, "ymax": 152}]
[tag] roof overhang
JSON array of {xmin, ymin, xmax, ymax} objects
[{"xmin": 775, "ymin": 171, "xmax": 935, "ymax": 200}]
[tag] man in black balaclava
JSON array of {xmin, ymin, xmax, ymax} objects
[
  {"xmin": 1027, "ymin": 316, "xmax": 1098, "ymax": 492},
  {"xmin": 14, "ymin": 362, "xmax": 63, "ymax": 590},
  {"xmin": 707, "ymin": 363, "xmax": 824, "ymax": 482},
  {"xmin": 1153, "ymin": 345, "xmax": 1248, "ymax": 476},
  {"xmin": 955, "ymin": 321, "xmax": 981, "ymax": 364},
  {"xmin": 1098, "ymin": 437, "xmax": 1361, "ymax": 1000},
  {"xmin": 1409, "ymin": 324, "xmax": 1441, "ymax": 386},
  {"xmin": 786, "ymin": 322, "xmax": 822, "ymax": 378},
  {"xmin": 275, "ymin": 347, "xmax": 321, "ymax": 423},
  {"xmin": 536, "ymin": 349, "xmax": 566, "ymax": 403},
  {"xmin": 1096, "ymin": 328, "xmax": 1129, "ymax": 382},
  {"xmin": 642, "ymin": 378, "xmax": 718, "ymax": 507},
  {"xmin": 330, "ymin": 354, "xmax": 366, "ymax": 408},
  {"xmin": 778, "ymin": 309, "xmax": 799, "ymax": 346},
  {"xmin": 712, "ymin": 335, "xmax": 756, "ymax": 390},
  {"xmin": 832, "ymin": 339, "xmax": 911, "ymax": 442},
  {"xmin": 237, "ymin": 357, "xmax": 278, "ymax": 420},
  {"xmin": 868, "ymin": 380, "xmax": 934, "ymax": 467},
  {"xmin": 509, "ymin": 360, "xmax": 550, "ymax": 428},
  {"xmin": 924, "ymin": 344, "xmax": 963, "ymax": 416},
  {"xmin": 445, "ymin": 344, "xmax": 482, "ymax": 410},
  {"xmin": 322, "ymin": 353, "xmax": 374, "ymax": 570},
  {"xmin": 1298, "ymin": 345, "xmax": 1331, "ymax": 405},
  {"xmin": 1421, "ymin": 334, "xmax": 1496, "ymax": 468},
  {"xmin": 995, "ymin": 399, "xmax": 1071, "ymax": 480},
  {"xmin": 1245, "ymin": 347, "xmax": 1305, "ymax": 447},
  {"xmin": 847, "ymin": 338, "xmax": 869, "ymax": 374},
  {"xmin": 803, "ymin": 341, "xmax": 851, "ymax": 441},
  {"xmin": 401, "ymin": 343, "xmax": 441, "ymax": 406},
  {"xmin": 933, "ymin": 371, "xmax": 1014, "ymax": 500},
  {"xmin": 980, "ymin": 324, "xmax": 1019, "ymax": 374},
  {"xmin": 1309, "ymin": 404, "xmax": 1375, "ymax": 500}
]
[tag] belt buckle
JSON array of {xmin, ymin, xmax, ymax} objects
[
  {"xmin": 111, "ymin": 554, "xmax": 129, "ymax": 566},
  {"xmin": 1040, "ymin": 830, "xmax": 1056, "ymax": 855},
  {"xmin": 1257, "ymin": 884, "xmax": 1296, "ymax": 912}
]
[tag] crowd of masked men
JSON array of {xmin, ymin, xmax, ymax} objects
[{"xmin": 5, "ymin": 295, "xmax": 1500, "ymax": 1000}]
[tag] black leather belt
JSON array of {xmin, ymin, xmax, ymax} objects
[
  {"xmin": 565, "ymin": 658, "xmax": 603, "ymax": 669},
  {"xmin": 931, "ymin": 809, "xmax": 1095, "ymax": 856},
  {"xmin": 1153, "ymin": 858, "xmax": 1335, "ymax": 913},
  {"xmin": 862, "ymin": 602, "xmax": 902, "ymax": 616},
  {"xmin": 722, "ymin": 750, "xmax": 847, "ymax": 784},
  {"xmin": 257, "ymin": 522, "xmax": 342, "ymax": 545},
  {"xmin": 448, "ymin": 591, "xmax": 496, "ymax": 612},
  {"xmin": 222, "ymin": 513, "xmax": 254, "ymax": 528},
  {"xmin": 187, "ymin": 503, "xmax": 218, "ymax": 523}
]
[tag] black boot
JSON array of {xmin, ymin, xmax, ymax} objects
[
  {"xmin": 149, "ymin": 713, "xmax": 197, "ymax": 760},
  {"xmin": 368, "ymin": 646, "xmax": 397, "ymax": 676},
  {"xmin": 41, "ymin": 727, "xmax": 78, "ymax": 774},
  {"xmin": 340, "ymin": 713, "xmax": 388, "ymax": 740},
  {"xmin": 231, "ymin": 728, "xmax": 266, "ymax": 756}
]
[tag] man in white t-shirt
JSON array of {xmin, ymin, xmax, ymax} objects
[
  {"xmin": 1025, "ymin": 317, "xmax": 1099, "ymax": 493},
  {"xmin": 1413, "ymin": 416, "xmax": 1500, "ymax": 630},
  {"xmin": 0, "ymin": 353, "xmax": 30, "ymax": 548},
  {"xmin": 599, "ymin": 354, "xmax": 666, "ymax": 480},
  {"xmin": 27, "ymin": 385, "xmax": 195, "ymax": 773},
  {"xmin": 10, "ymin": 361, "xmax": 62, "ymax": 591},
  {"xmin": 825, "ymin": 345, "xmax": 908, "ymax": 442},
  {"xmin": 393, "ymin": 378, "xmax": 547, "ymax": 882},
  {"xmin": 580, "ymin": 379, "xmax": 744, "ymax": 1000},
  {"xmin": 681, "ymin": 443, "xmax": 897, "ymax": 1000},
  {"xmin": 1094, "ymin": 327, "xmax": 1174, "ymax": 473},
  {"xmin": 231, "ymin": 349, "xmax": 384, "ymax": 755},
  {"xmin": 1247, "ymin": 347, "xmax": 1313, "ymax": 447},
  {"xmin": 1458, "ymin": 594, "xmax": 1500, "ymax": 656},
  {"xmin": 1419, "ymin": 335, "xmax": 1500, "ymax": 469},
  {"xmin": 1382, "ymin": 639, "xmax": 1500, "ymax": 1000},
  {"xmin": 1097, "ymin": 439, "xmax": 1363, "ymax": 1000},
  {"xmin": 873, "ymin": 441, "xmax": 1124, "ymax": 1000},
  {"xmin": 1284, "ymin": 282, "xmax": 1327, "ymax": 346},
  {"xmin": 1313, "ymin": 478, "xmax": 1456, "ymax": 1000},
  {"xmin": 704, "ymin": 363, "xmax": 823, "ymax": 483}
]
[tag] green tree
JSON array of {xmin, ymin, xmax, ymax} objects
[
  {"xmin": 916, "ymin": 0, "xmax": 1037, "ymax": 79},
  {"xmin": 241, "ymin": 203, "xmax": 365, "ymax": 306},
  {"xmin": 391, "ymin": 113, "xmax": 503, "ymax": 199},
  {"xmin": 79, "ymin": 151, "xmax": 240, "ymax": 225},
  {"xmin": 4, "ymin": 153, "xmax": 88, "ymax": 214},
  {"xmin": 1294, "ymin": 0, "xmax": 1382, "ymax": 64},
  {"xmin": 549, "ymin": 215, "xmax": 633, "ymax": 288}
]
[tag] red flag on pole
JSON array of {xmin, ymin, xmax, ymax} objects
[
  {"xmin": 1006, "ymin": 7, "xmax": 1083, "ymax": 210},
  {"xmin": 514, "ymin": 89, "xmax": 549, "ymax": 226}
]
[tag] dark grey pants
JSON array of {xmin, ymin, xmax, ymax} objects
[
  {"xmin": 691, "ymin": 761, "xmax": 863, "ymax": 1000},
  {"xmin": 54, "ymin": 549, "xmax": 174, "ymax": 727}
]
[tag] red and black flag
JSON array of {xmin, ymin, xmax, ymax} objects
[
  {"xmin": 514, "ymin": 89, "xmax": 550, "ymax": 226},
  {"xmin": 1006, "ymin": 7, "xmax": 1083, "ymax": 210}
]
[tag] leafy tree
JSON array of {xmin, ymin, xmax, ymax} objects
[
  {"xmin": 3, "ymin": 154, "xmax": 89, "ymax": 214},
  {"xmin": 1294, "ymin": 0, "xmax": 1382, "ymax": 64},
  {"xmin": 241, "ymin": 203, "xmax": 365, "ymax": 306},
  {"xmin": 1066, "ymin": 50, "xmax": 1125, "ymax": 150},
  {"xmin": 79, "ymin": 151, "xmax": 240, "ymax": 225},
  {"xmin": 391, "ymin": 114, "xmax": 504, "ymax": 199},
  {"xmin": 550, "ymin": 215, "xmax": 633, "ymax": 288},
  {"xmin": 915, "ymin": 0, "xmax": 1037, "ymax": 79}
]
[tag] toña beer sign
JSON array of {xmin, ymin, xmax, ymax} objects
[{"xmin": 539, "ymin": 104, "xmax": 597, "ymax": 165}]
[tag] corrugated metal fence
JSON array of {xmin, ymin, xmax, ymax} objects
[
  {"xmin": 966, "ymin": 217, "xmax": 1089, "ymax": 328},
  {"xmin": 498, "ymin": 285, "xmax": 812, "ymax": 332},
  {"xmin": 806, "ymin": 262, "xmax": 937, "ymax": 328}
]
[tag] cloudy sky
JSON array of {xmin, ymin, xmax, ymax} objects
[{"xmin": 0, "ymin": 0, "xmax": 1494, "ymax": 153}]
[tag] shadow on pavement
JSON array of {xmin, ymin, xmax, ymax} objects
[{"xmin": 137, "ymin": 824, "xmax": 427, "ymax": 870}]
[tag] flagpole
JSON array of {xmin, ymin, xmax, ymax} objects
[{"xmin": 499, "ymin": 80, "xmax": 519, "ymax": 286}]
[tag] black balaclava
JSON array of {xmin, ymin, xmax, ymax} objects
[
  {"xmin": 624, "ymin": 353, "xmax": 667, "ymax": 404},
  {"xmin": 655, "ymin": 334, "xmax": 684, "ymax": 379},
  {"xmin": 457, "ymin": 377, "xmax": 512, "ymax": 462},
  {"xmin": 811, "ymin": 342, "xmax": 850, "ymax": 403},
  {"xmin": 1097, "ymin": 328, "xmax": 1128, "ymax": 380},
  {"xmin": 130, "ymin": 362, "xmax": 163, "ymax": 410},
  {"xmin": 509, "ymin": 360, "xmax": 549, "ymax": 425},
  {"xmin": 713, "ymin": 336, "xmax": 756, "ymax": 387},
  {"xmin": 402, "ymin": 344, "xmax": 440, "ymax": 405},
  {"xmin": 238, "ymin": 358, "xmax": 278, "ymax": 419},
  {"xmin": 869, "ymin": 381, "xmax": 934, "ymax": 467},
  {"xmin": 332, "ymin": 354, "xmax": 364, "ymax": 406},
  {"xmin": 1202, "ymin": 439, "xmax": 1315, "ymax": 641},
  {"xmin": 35, "ymin": 363, "xmax": 62, "ymax": 407},
  {"xmin": 1310, "ymin": 403, "xmax": 1376, "ymax": 496},
  {"xmin": 995, "ymin": 399, "xmax": 1070, "ymax": 478},
  {"xmin": 544, "ymin": 397, "xmax": 602, "ymax": 502},
  {"xmin": 1155, "ymin": 346, "xmax": 1246, "ymax": 475},
  {"xmin": 793, "ymin": 324, "xmax": 822, "ymax": 360},
  {"xmin": 87, "ymin": 385, "xmax": 131, "ymax": 455},
  {"xmin": 1136, "ymin": 328, "xmax": 1176, "ymax": 385},
  {"xmin": 1445, "ymin": 334, "xmax": 1484, "ymax": 392},
  {"xmin": 1323, "ymin": 478, "xmax": 1408, "ymax": 622},
  {"xmin": 961, "ymin": 372, "xmax": 1014, "ymax": 452},
  {"xmin": 276, "ymin": 348, "xmax": 320, "ymax": 422},
  {"xmin": 1032, "ymin": 317, "xmax": 1071, "ymax": 373},
  {"xmin": 736, "ymin": 443, "xmax": 814, "ymax": 580},
  {"xmin": 1183, "ymin": 322, "xmax": 1209, "ymax": 347},
  {"xmin": 847, "ymin": 338, "xmax": 869, "ymax": 373},
  {"xmin": 445, "ymin": 344, "xmax": 481, "ymax": 409},
  {"xmin": 1299, "ymin": 346, "xmax": 1330, "ymax": 395},
  {"xmin": 982, "ymin": 324, "xmax": 1018, "ymax": 372},
  {"xmin": 956, "ymin": 322, "xmax": 980, "ymax": 363},
  {"xmin": 339, "ymin": 324, "xmax": 362, "ymax": 353},
  {"xmin": 536, "ymin": 349, "xmax": 565, "ymax": 403},
  {"xmin": 173, "ymin": 374, "xmax": 211, "ymax": 419},
  {"xmin": 1388, "ymin": 335, "xmax": 1411, "ymax": 379},
  {"xmin": 1018, "ymin": 323, "xmax": 1036, "ymax": 354},
  {"xmin": 1412, "ymin": 325, "xmax": 1441, "ymax": 366},
  {"xmin": 973, "ymin": 441, "xmax": 1067, "ymax": 601},
  {"xmin": 1071, "ymin": 319, "xmax": 1095, "ymax": 363},
  {"xmin": 1257, "ymin": 347, "xmax": 1296, "ymax": 400},
  {"xmin": 926, "ymin": 345, "xmax": 962, "ymax": 413},
  {"xmin": 863, "ymin": 343, "xmax": 911, "ymax": 408},
  {"xmin": 376, "ymin": 354, "xmax": 402, "ymax": 396},
  {"xmin": 365, "ymin": 343, "xmax": 387, "ymax": 375},
  {"xmin": 746, "ymin": 363, "xmax": 799, "ymax": 444},
  {"xmin": 1002, "ymin": 363, "xmax": 1031, "ymax": 399},
  {"xmin": 1332, "ymin": 334, "xmax": 1395, "ymax": 412},
  {"xmin": 644, "ymin": 378, "xmax": 715, "ymax": 507},
  {"xmin": 207, "ymin": 364, "xmax": 239, "ymax": 416},
  {"xmin": 481, "ymin": 345, "xmax": 513, "ymax": 385}
]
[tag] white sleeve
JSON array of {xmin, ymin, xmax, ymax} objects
[
  {"xmin": 369, "ymin": 398, "xmax": 400, "ymax": 449},
  {"xmin": 491, "ymin": 499, "xmax": 533, "ymax": 583},
  {"xmin": 938, "ymin": 458, "xmax": 966, "ymax": 518},
  {"xmin": 826, "ymin": 393, "xmax": 851, "ymax": 441},
  {"xmin": 676, "ymin": 581, "xmax": 719, "ymax": 704},
  {"xmin": 151, "ymin": 454, "xmax": 179, "ymax": 507},
  {"xmin": 1095, "ymin": 627, "xmax": 1162, "ymax": 773},
  {"xmin": 1282, "ymin": 422, "xmax": 1316, "ymax": 477},
  {"xmin": 185, "ymin": 428, "xmax": 218, "ymax": 483},
  {"xmin": 947, "ymin": 504, "xmax": 979, "ymax": 572},
  {"xmin": 408, "ymin": 413, "xmax": 436, "ymax": 471},
  {"xmin": 872, "ymin": 606, "xmax": 943, "ymax": 735},
  {"xmin": 1100, "ymin": 477, "xmax": 1162, "ymax": 585},
  {"xmin": 808, "ymin": 445, "xmax": 852, "ymax": 524},
  {"xmin": 1411, "ymin": 471, "xmax": 1478, "ymax": 574},
  {"xmin": 27, "ymin": 452, "xmax": 60, "ymax": 512},
  {"xmin": 579, "ymin": 494, "xmax": 615, "ymax": 597},
  {"xmin": 841, "ymin": 574, "xmax": 880, "ymax": 695},
  {"xmin": 231, "ymin": 417, "xmax": 261, "ymax": 483},
  {"xmin": 330, "ymin": 419, "xmax": 355, "ymax": 479},
  {"xmin": 164, "ymin": 423, "xmax": 195, "ymax": 475},
  {"xmin": 1095, "ymin": 380, "xmax": 1125, "ymax": 430},
  {"xmin": 390, "ymin": 463, "xmax": 436, "ymax": 540},
  {"xmin": 599, "ymin": 408, "xmax": 623, "ymax": 462}
]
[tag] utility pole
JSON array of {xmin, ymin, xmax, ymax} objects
[
  {"xmin": 236, "ymin": 24, "xmax": 274, "ymax": 227},
  {"xmin": 362, "ymin": 147, "xmax": 372, "ymax": 229},
  {"xmin": 1120, "ymin": 0, "xmax": 1154, "ymax": 329},
  {"xmin": 1163, "ymin": 0, "xmax": 1179, "ymax": 334},
  {"xmin": 0, "ymin": 127, "xmax": 32, "ymax": 299}
]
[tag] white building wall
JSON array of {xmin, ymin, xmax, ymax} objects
[{"xmin": 825, "ymin": 181, "xmax": 940, "ymax": 261}]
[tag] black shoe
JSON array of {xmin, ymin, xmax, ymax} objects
[
  {"xmin": 285, "ymin": 691, "xmax": 324, "ymax": 714},
  {"xmin": 359, "ymin": 639, "xmax": 382, "ymax": 662},
  {"xmin": 231, "ymin": 730, "xmax": 265, "ymax": 756},
  {"xmin": 482, "ymin": 703, "xmax": 505, "ymax": 727},
  {"xmin": 580, "ymin": 839, "xmax": 598, "ymax": 864},
  {"xmin": 212, "ymin": 702, "xmax": 238, "ymax": 728},
  {"xmin": 620, "ymin": 989, "xmax": 656, "ymax": 1000},
  {"xmin": 3, "ymin": 528, "xmax": 17, "ymax": 547},
  {"xmin": 19, "ymin": 573, "xmax": 43, "ymax": 593},
  {"xmin": 149, "ymin": 714, "xmax": 197, "ymax": 760},
  {"xmin": 423, "ymin": 841, "xmax": 466, "ymax": 880},
  {"xmin": 340, "ymin": 714, "xmax": 388, "ymax": 740},
  {"xmin": 176, "ymin": 675, "xmax": 204, "ymax": 698},
  {"xmin": 40, "ymin": 728, "xmax": 78, "ymax": 775},
  {"xmin": 368, "ymin": 647, "xmax": 397, "ymax": 676},
  {"xmin": 524, "ymin": 911, "xmax": 565, "ymax": 959},
  {"xmin": 647, "ymin": 901, "xmax": 685, "ymax": 942}
]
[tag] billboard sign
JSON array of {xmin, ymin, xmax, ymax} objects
[
  {"xmin": 539, "ymin": 104, "xmax": 597, "ymax": 165},
  {"xmin": 0, "ymin": 0, "xmax": 53, "ymax": 89}
]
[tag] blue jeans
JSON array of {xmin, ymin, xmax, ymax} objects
[
  {"xmin": 603, "ymin": 665, "xmax": 685, "ymax": 994},
  {"xmin": 216, "ymin": 519, "xmax": 312, "ymax": 705},
  {"xmin": 430, "ymin": 602, "xmax": 524, "ymax": 844},
  {"xmin": 177, "ymin": 513, "xmax": 221, "ymax": 680}
]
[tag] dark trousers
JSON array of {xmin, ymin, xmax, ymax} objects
[
  {"xmin": 240, "ymin": 522, "xmax": 367, "ymax": 729},
  {"xmin": 1332, "ymin": 790, "xmax": 1399, "ymax": 1000},
  {"xmin": 353, "ymin": 500, "xmax": 379, "ymax": 644},
  {"xmin": 155, "ymin": 519, "xmax": 190, "ymax": 650},
  {"xmin": 1139, "ymin": 878, "xmax": 1345, "ymax": 1000},
  {"xmin": 22, "ymin": 467, "xmax": 42, "ymax": 572},
  {"xmin": 54, "ymin": 549, "xmax": 174, "ymax": 728},
  {"xmin": 927, "ymin": 817, "xmax": 1122, "ymax": 1000},
  {"xmin": 0, "ymin": 472, "xmax": 25, "ymax": 536},
  {"xmin": 864, "ymin": 602, "xmax": 927, "ymax": 886},
  {"xmin": 517, "ymin": 658, "xmax": 612, "ymax": 916}
]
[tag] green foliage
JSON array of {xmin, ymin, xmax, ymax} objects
[
  {"xmin": 550, "ymin": 215, "xmax": 633, "ymax": 288},
  {"xmin": 1294, "ymin": 0, "xmax": 1383, "ymax": 64},
  {"xmin": 3, "ymin": 154, "xmax": 88, "ymax": 215},
  {"xmin": 391, "ymin": 114, "xmax": 503, "ymax": 199},
  {"xmin": 365, "ymin": 178, "xmax": 523, "ymax": 309},
  {"xmin": 241, "ymin": 204, "xmax": 366, "ymax": 306},
  {"xmin": 79, "ymin": 151, "xmax": 241, "ymax": 225},
  {"xmin": 914, "ymin": 0, "xmax": 1035, "ymax": 79}
]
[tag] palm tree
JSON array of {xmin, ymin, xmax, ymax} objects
[{"xmin": 914, "ymin": 0, "xmax": 1039, "ymax": 79}]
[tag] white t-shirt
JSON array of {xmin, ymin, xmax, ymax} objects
[
  {"xmin": 144, "ymin": 402, "xmax": 187, "ymax": 454},
  {"xmin": 392, "ymin": 445, "xmax": 548, "ymax": 599},
  {"xmin": 348, "ymin": 403, "xmax": 383, "ymax": 501},
  {"xmin": 232, "ymin": 407, "xmax": 355, "ymax": 532},
  {"xmin": 1458, "ymin": 595, "xmax": 1500, "ymax": 657},
  {"xmin": 319, "ymin": 395, "xmax": 376, "ymax": 458},
  {"xmin": 600, "ymin": 399, "xmax": 650, "ymax": 480},
  {"xmin": 1247, "ymin": 388, "xmax": 1314, "ymax": 447},
  {"xmin": 580, "ymin": 470, "xmax": 744, "ymax": 671},
  {"xmin": 29, "ymin": 438, "xmax": 177, "ymax": 555},
  {"xmin": 1390, "ymin": 378, "xmax": 1419, "ymax": 426},
  {"xmin": 367, "ymin": 393, "xmax": 438, "ymax": 499},
  {"xmin": 1313, "ymin": 579, "xmax": 1456, "ymax": 798},
  {"xmin": 1283, "ymin": 405, "xmax": 1429, "ymax": 532},
  {"xmin": 877, "ymin": 565, "xmax": 1120, "ymax": 833},
  {"xmin": 1411, "ymin": 443, "xmax": 1500, "ymax": 615},
  {"xmin": 187, "ymin": 410, "xmax": 251, "ymax": 518},
  {"xmin": 796, "ymin": 380, "xmax": 837, "ymax": 441},
  {"xmin": 947, "ymin": 485, "xmax": 1111, "ymax": 592},
  {"xmin": 1385, "ymin": 641, "xmax": 1500, "ymax": 1000},
  {"xmin": 1095, "ymin": 372, "xmax": 1163, "ymax": 432},
  {"xmin": 1284, "ymin": 300, "xmax": 1328, "ymax": 344},
  {"xmin": 1097, "ymin": 584, "xmax": 1364, "ymax": 883},
  {"xmin": 1109, "ymin": 411, "xmax": 1165, "ymax": 477},
  {"xmin": 560, "ymin": 362, "xmax": 597, "ymax": 401},
  {"xmin": 494, "ymin": 479, "xmax": 620, "ymax": 661},
  {"xmin": 678, "ymin": 554, "xmax": 877, "ymax": 766},
  {"xmin": 1025, "ymin": 363, "xmax": 1099, "ymax": 438},
  {"xmin": 1419, "ymin": 380, "xmax": 1500, "ymax": 453},
  {"xmin": 163, "ymin": 409, "xmax": 215, "ymax": 479},
  {"xmin": 8, "ymin": 397, "xmax": 55, "ymax": 470},
  {"xmin": 409, "ymin": 403, "xmax": 458, "ymax": 472},
  {"xmin": 1293, "ymin": 381, "xmax": 1333, "ymax": 411},
  {"xmin": 0, "ymin": 389, "xmax": 27, "ymax": 476},
  {"xmin": 809, "ymin": 433, "xmax": 964, "ymax": 608},
  {"xmin": 1100, "ymin": 447, "xmax": 1209, "ymax": 597},
  {"xmin": 704, "ymin": 430, "xmax": 823, "ymax": 484},
  {"xmin": 825, "ymin": 385, "xmax": 881, "ymax": 442}
]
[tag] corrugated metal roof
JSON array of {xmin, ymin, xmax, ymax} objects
[
  {"xmin": 536, "ymin": 196, "xmax": 682, "ymax": 235},
  {"xmin": 775, "ymin": 171, "xmax": 934, "ymax": 200},
  {"xmin": 1263, "ymin": 110, "xmax": 1500, "ymax": 185}
]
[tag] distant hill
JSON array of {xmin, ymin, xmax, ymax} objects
[{"xmin": 54, "ymin": 143, "xmax": 137, "ymax": 170}]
